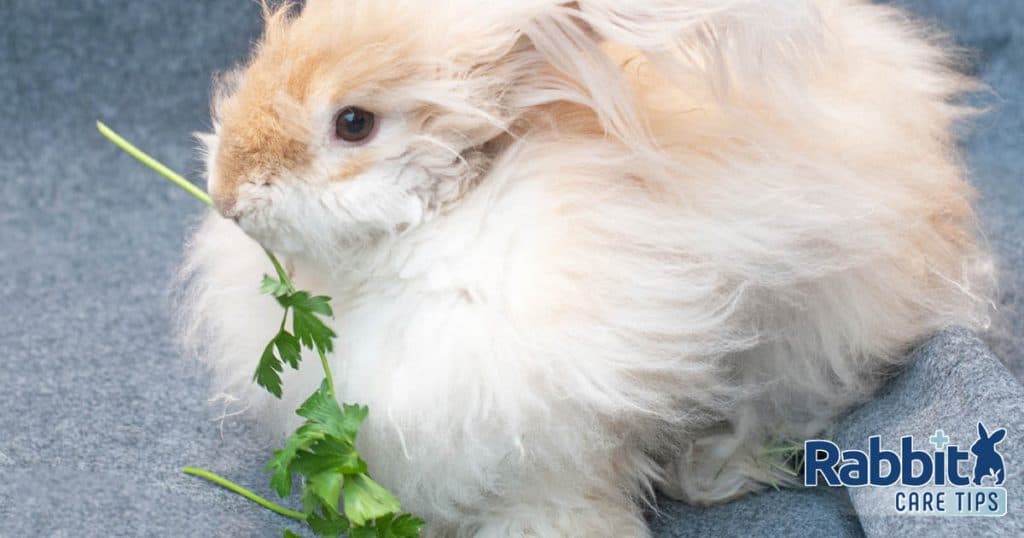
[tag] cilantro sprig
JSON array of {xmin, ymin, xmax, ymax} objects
[
  {"xmin": 255, "ymin": 272, "xmax": 336, "ymax": 398},
  {"xmin": 98, "ymin": 121, "xmax": 423, "ymax": 538}
]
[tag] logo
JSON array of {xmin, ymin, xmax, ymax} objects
[
  {"xmin": 803, "ymin": 422, "xmax": 1008, "ymax": 516},
  {"xmin": 971, "ymin": 423, "xmax": 1006, "ymax": 486}
]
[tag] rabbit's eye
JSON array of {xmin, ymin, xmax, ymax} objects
[{"xmin": 334, "ymin": 106, "xmax": 376, "ymax": 143}]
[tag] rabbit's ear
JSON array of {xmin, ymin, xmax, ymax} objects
[
  {"xmin": 508, "ymin": 0, "xmax": 829, "ymax": 153},
  {"xmin": 990, "ymin": 429, "xmax": 1006, "ymax": 444},
  {"xmin": 978, "ymin": 422, "xmax": 989, "ymax": 440}
]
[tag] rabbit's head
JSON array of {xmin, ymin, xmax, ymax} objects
[
  {"xmin": 970, "ymin": 422, "xmax": 1006, "ymax": 457},
  {"xmin": 200, "ymin": 0, "xmax": 555, "ymax": 260},
  {"xmin": 200, "ymin": 0, "xmax": 823, "ymax": 261}
]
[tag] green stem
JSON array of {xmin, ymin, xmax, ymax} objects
[
  {"xmin": 319, "ymin": 348, "xmax": 336, "ymax": 396},
  {"xmin": 96, "ymin": 121, "xmax": 213, "ymax": 207},
  {"xmin": 96, "ymin": 121, "xmax": 296, "ymax": 292},
  {"xmin": 279, "ymin": 307, "xmax": 290, "ymax": 333},
  {"xmin": 182, "ymin": 467, "xmax": 306, "ymax": 521},
  {"xmin": 266, "ymin": 248, "xmax": 295, "ymax": 291}
]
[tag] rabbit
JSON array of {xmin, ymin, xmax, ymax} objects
[
  {"xmin": 180, "ymin": 0, "xmax": 995, "ymax": 536},
  {"xmin": 971, "ymin": 423, "xmax": 1006, "ymax": 486}
]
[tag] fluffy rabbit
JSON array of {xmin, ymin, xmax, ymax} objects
[{"xmin": 181, "ymin": 0, "xmax": 994, "ymax": 535}]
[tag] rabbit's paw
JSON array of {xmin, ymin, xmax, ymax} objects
[{"xmin": 658, "ymin": 429, "xmax": 797, "ymax": 506}]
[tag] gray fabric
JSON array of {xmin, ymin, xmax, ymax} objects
[
  {"xmin": 888, "ymin": 0, "xmax": 1024, "ymax": 382},
  {"xmin": 837, "ymin": 328, "xmax": 1024, "ymax": 536},
  {"xmin": 0, "ymin": 1, "xmax": 1020, "ymax": 537},
  {"xmin": 648, "ymin": 487, "xmax": 861, "ymax": 537}
]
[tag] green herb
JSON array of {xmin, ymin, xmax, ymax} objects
[
  {"xmin": 754, "ymin": 437, "xmax": 807, "ymax": 491},
  {"xmin": 254, "ymin": 275, "xmax": 336, "ymax": 398},
  {"xmin": 98, "ymin": 121, "xmax": 424, "ymax": 538}
]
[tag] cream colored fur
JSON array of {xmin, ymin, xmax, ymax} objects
[{"xmin": 181, "ymin": 1, "xmax": 994, "ymax": 535}]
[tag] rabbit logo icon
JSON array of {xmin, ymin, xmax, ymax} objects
[
  {"xmin": 970, "ymin": 422, "xmax": 1006, "ymax": 486},
  {"xmin": 805, "ymin": 422, "xmax": 1010, "ymax": 516}
]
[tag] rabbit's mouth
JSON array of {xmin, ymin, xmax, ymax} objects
[{"xmin": 225, "ymin": 180, "xmax": 308, "ymax": 257}]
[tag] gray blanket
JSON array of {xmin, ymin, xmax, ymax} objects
[{"xmin": 1, "ymin": 1, "xmax": 1021, "ymax": 536}]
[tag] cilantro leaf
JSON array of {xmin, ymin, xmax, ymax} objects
[
  {"xmin": 292, "ymin": 307, "xmax": 336, "ymax": 355},
  {"xmin": 253, "ymin": 329, "xmax": 303, "ymax": 398},
  {"xmin": 265, "ymin": 382, "xmax": 366, "ymax": 498},
  {"xmin": 387, "ymin": 514, "xmax": 426, "ymax": 537},
  {"xmin": 307, "ymin": 508, "xmax": 350, "ymax": 538},
  {"xmin": 261, "ymin": 275, "xmax": 293, "ymax": 297},
  {"xmin": 366, "ymin": 513, "xmax": 427, "ymax": 538},
  {"xmin": 337, "ymin": 404, "xmax": 370, "ymax": 442},
  {"xmin": 296, "ymin": 384, "xmax": 367, "ymax": 441},
  {"xmin": 342, "ymin": 474, "xmax": 402, "ymax": 526},
  {"xmin": 304, "ymin": 470, "xmax": 343, "ymax": 515},
  {"xmin": 289, "ymin": 439, "xmax": 365, "ymax": 477},
  {"xmin": 272, "ymin": 290, "xmax": 336, "ymax": 355},
  {"xmin": 266, "ymin": 421, "xmax": 328, "ymax": 497},
  {"xmin": 275, "ymin": 331, "xmax": 302, "ymax": 370},
  {"xmin": 295, "ymin": 381, "xmax": 346, "ymax": 426},
  {"xmin": 349, "ymin": 527, "xmax": 377, "ymax": 538},
  {"xmin": 282, "ymin": 291, "xmax": 334, "ymax": 317},
  {"xmin": 263, "ymin": 380, "xmax": 418, "ymax": 535},
  {"xmin": 254, "ymin": 339, "xmax": 284, "ymax": 398}
]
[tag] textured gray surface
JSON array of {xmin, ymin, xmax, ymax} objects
[
  {"xmin": 837, "ymin": 328, "xmax": 1024, "ymax": 536},
  {"xmin": 0, "ymin": 1, "xmax": 1020, "ymax": 537},
  {"xmin": 889, "ymin": 0, "xmax": 1024, "ymax": 381},
  {"xmin": 648, "ymin": 486, "xmax": 861, "ymax": 537}
]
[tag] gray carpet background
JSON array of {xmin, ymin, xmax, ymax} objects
[{"xmin": 0, "ymin": 1, "xmax": 1021, "ymax": 536}]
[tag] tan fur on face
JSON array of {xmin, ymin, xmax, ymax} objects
[
  {"xmin": 331, "ymin": 151, "xmax": 375, "ymax": 182},
  {"xmin": 211, "ymin": 1, "xmax": 431, "ymax": 211}
]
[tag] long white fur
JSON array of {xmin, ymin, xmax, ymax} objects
[{"xmin": 181, "ymin": 1, "xmax": 994, "ymax": 536}]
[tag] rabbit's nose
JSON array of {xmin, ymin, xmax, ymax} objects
[
  {"xmin": 211, "ymin": 190, "xmax": 239, "ymax": 219},
  {"xmin": 207, "ymin": 168, "xmax": 238, "ymax": 218}
]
